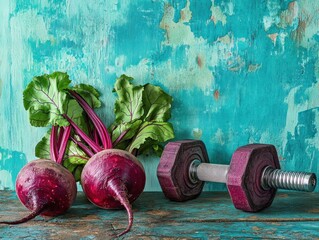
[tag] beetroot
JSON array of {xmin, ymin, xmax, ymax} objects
[
  {"xmin": 0, "ymin": 159, "xmax": 77, "ymax": 224},
  {"xmin": 81, "ymin": 149, "xmax": 146, "ymax": 236},
  {"xmin": 22, "ymin": 73, "xmax": 174, "ymax": 236}
]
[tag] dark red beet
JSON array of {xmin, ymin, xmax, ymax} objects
[
  {"xmin": 81, "ymin": 149, "xmax": 146, "ymax": 236},
  {"xmin": 0, "ymin": 159, "xmax": 77, "ymax": 224}
]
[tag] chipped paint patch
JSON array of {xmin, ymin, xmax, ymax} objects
[
  {"xmin": 213, "ymin": 90, "xmax": 220, "ymax": 100},
  {"xmin": 277, "ymin": 1, "xmax": 299, "ymax": 29},
  {"xmin": 196, "ymin": 55, "xmax": 204, "ymax": 68},
  {"xmin": 180, "ymin": 0, "xmax": 192, "ymax": 23},
  {"xmin": 217, "ymin": 33, "xmax": 232, "ymax": 45},
  {"xmin": 0, "ymin": 170, "xmax": 13, "ymax": 190},
  {"xmin": 81, "ymin": 215, "xmax": 101, "ymax": 221},
  {"xmin": 0, "ymin": 148, "xmax": 28, "ymax": 190},
  {"xmin": 283, "ymin": 84, "xmax": 316, "ymax": 138},
  {"xmin": 291, "ymin": 17, "xmax": 307, "ymax": 44},
  {"xmin": 210, "ymin": 3, "xmax": 227, "ymax": 26},
  {"xmin": 192, "ymin": 128, "xmax": 203, "ymax": 139},
  {"xmin": 278, "ymin": 193, "xmax": 289, "ymax": 198},
  {"xmin": 159, "ymin": 2, "xmax": 195, "ymax": 46},
  {"xmin": 210, "ymin": 0, "xmax": 234, "ymax": 26},
  {"xmin": 263, "ymin": 16, "xmax": 274, "ymax": 31},
  {"xmin": 246, "ymin": 215, "xmax": 259, "ymax": 221},
  {"xmin": 308, "ymin": 208, "xmax": 319, "ymax": 213},
  {"xmin": 156, "ymin": 59, "xmax": 214, "ymax": 91},
  {"xmin": 292, "ymin": 0, "xmax": 319, "ymax": 48},
  {"xmin": 282, "ymin": 79, "xmax": 319, "ymax": 172},
  {"xmin": 227, "ymin": 56, "xmax": 245, "ymax": 72},
  {"xmin": 252, "ymin": 226, "xmax": 261, "ymax": 231},
  {"xmin": 214, "ymin": 128, "xmax": 225, "ymax": 145},
  {"xmin": 268, "ymin": 33, "xmax": 278, "ymax": 45},
  {"xmin": 248, "ymin": 64, "xmax": 261, "ymax": 72},
  {"xmin": 147, "ymin": 210, "xmax": 172, "ymax": 217},
  {"xmin": 264, "ymin": 1, "xmax": 319, "ymax": 48},
  {"xmin": 156, "ymin": 1, "xmax": 219, "ymax": 91}
]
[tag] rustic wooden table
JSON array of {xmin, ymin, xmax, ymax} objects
[{"xmin": 0, "ymin": 191, "xmax": 318, "ymax": 239}]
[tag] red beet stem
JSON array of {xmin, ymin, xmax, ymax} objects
[
  {"xmin": 112, "ymin": 129, "xmax": 130, "ymax": 147},
  {"xmin": 0, "ymin": 205, "xmax": 45, "ymax": 225},
  {"xmin": 70, "ymin": 136, "xmax": 94, "ymax": 157},
  {"xmin": 107, "ymin": 178, "xmax": 133, "ymax": 237},
  {"xmin": 63, "ymin": 114, "xmax": 102, "ymax": 153},
  {"xmin": 68, "ymin": 90, "xmax": 112, "ymax": 149},
  {"xmin": 93, "ymin": 128, "xmax": 100, "ymax": 145},
  {"xmin": 57, "ymin": 126, "xmax": 72, "ymax": 164},
  {"xmin": 50, "ymin": 126, "xmax": 58, "ymax": 162},
  {"xmin": 57, "ymin": 127, "xmax": 65, "ymax": 146}
]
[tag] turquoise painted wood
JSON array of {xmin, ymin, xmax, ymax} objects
[
  {"xmin": 0, "ymin": 1, "xmax": 319, "ymax": 191},
  {"xmin": 0, "ymin": 191, "xmax": 319, "ymax": 239}
]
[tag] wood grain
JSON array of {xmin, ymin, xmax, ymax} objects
[{"xmin": 1, "ymin": 191, "xmax": 318, "ymax": 239}]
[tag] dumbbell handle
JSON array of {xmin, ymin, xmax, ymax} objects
[{"xmin": 190, "ymin": 161, "xmax": 317, "ymax": 192}]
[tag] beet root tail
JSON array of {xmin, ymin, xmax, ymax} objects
[
  {"xmin": 0, "ymin": 207, "xmax": 44, "ymax": 225},
  {"xmin": 116, "ymin": 199, "xmax": 133, "ymax": 237},
  {"xmin": 108, "ymin": 178, "xmax": 133, "ymax": 237}
]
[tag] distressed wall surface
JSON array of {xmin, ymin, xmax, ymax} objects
[{"xmin": 0, "ymin": 0, "xmax": 319, "ymax": 191}]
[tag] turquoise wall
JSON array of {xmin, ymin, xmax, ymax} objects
[{"xmin": 1, "ymin": 0, "xmax": 319, "ymax": 191}]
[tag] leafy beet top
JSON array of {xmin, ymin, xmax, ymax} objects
[{"xmin": 23, "ymin": 72, "xmax": 174, "ymax": 180}]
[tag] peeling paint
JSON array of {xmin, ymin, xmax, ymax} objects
[
  {"xmin": 159, "ymin": 1, "xmax": 195, "ymax": 46},
  {"xmin": 196, "ymin": 55, "xmax": 204, "ymax": 68},
  {"xmin": 283, "ymin": 84, "xmax": 318, "ymax": 140},
  {"xmin": 277, "ymin": 1, "xmax": 299, "ymax": 29},
  {"xmin": 210, "ymin": 3, "xmax": 227, "ymax": 26},
  {"xmin": 0, "ymin": 148, "xmax": 28, "ymax": 190},
  {"xmin": 156, "ymin": 1, "xmax": 218, "ymax": 91},
  {"xmin": 248, "ymin": 64, "xmax": 261, "ymax": 72},
  {"xmin": 147, "ymin": 210, "xmax": 172, "ymax": 217},
  {"xmin": 216, "ymin": 33, "xmax": 233, "ymax": 45},
  {"xmin": 308, "ymin": 208, "xmax": 319, "ymax": 213},
  {"xmin": 252, "ymin": 226, "xmax": 261, "ymax": 231},
  {"xmin": 180, "ymin": 0, "xmax": 192, "ymax": 23},
  {"xmin": 291, "ymin": 17, "xmax": 307, "ymax": 44},
  {"xmin": 268, "ymin": 33, "xmax": 278, "ymax": 45},
  {"xmin": 210, "ymin": 0, "xmax": 234, "ymax": 26},
  {"xmin": 263, "ymin": 16, "xmax": 274, "ymax": 31},
  {"xmin": 0, "ymin": 170, "xmax": 13, "ymax": 190},
  {"xmin": 293, "ymin": 0, "xmax": 319, "ymax": 48},
  {"xmin": 214, "ymin": 128, "xmax": 225, "ymax": 146},
  {"xmin": 213, "ymin": 90, "xmax": 220, "ymax": 100},
  {"xmin": 227, "ymin": 56, "xmax": 245, "ymax": 72},
  {"xmin": 264, "ymin": 0, "xmax": 319, "ymax": 48},
  {"xmin": 283, "ymin": 81, "xmax": 319, "ymax": 173},
  {"xmin": 192, "ymin": 128, "xmax": 203, "ymax": 140}
]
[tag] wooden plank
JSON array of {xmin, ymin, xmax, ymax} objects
[{"xmin": 0, "ymin": 191, "xmax": 319, "ymax": 239}]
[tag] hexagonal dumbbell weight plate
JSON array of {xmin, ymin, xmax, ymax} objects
[
  {"xmin": 157, "ymin": 140, "xmax": 209, "ymax": 201},
  {"xmin": 227, "ymin": 144, "xmax": 280, "ymax": 212}
]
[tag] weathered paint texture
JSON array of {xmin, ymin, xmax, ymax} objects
[
  {"xmin": 0, "ymin": 1, "xmax": 319, "ymax": 191},
  {"xmin": 0, "ymin": 148, "xmax": 27, "ymax": 190},
  {"xmin": 1, "ymin": 191, "xmax": 319, "ymax": 238}
]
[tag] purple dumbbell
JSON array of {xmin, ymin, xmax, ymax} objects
[{"xmin": 157, "ymin": 140, "xmax": 317, "ymax": 212}]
